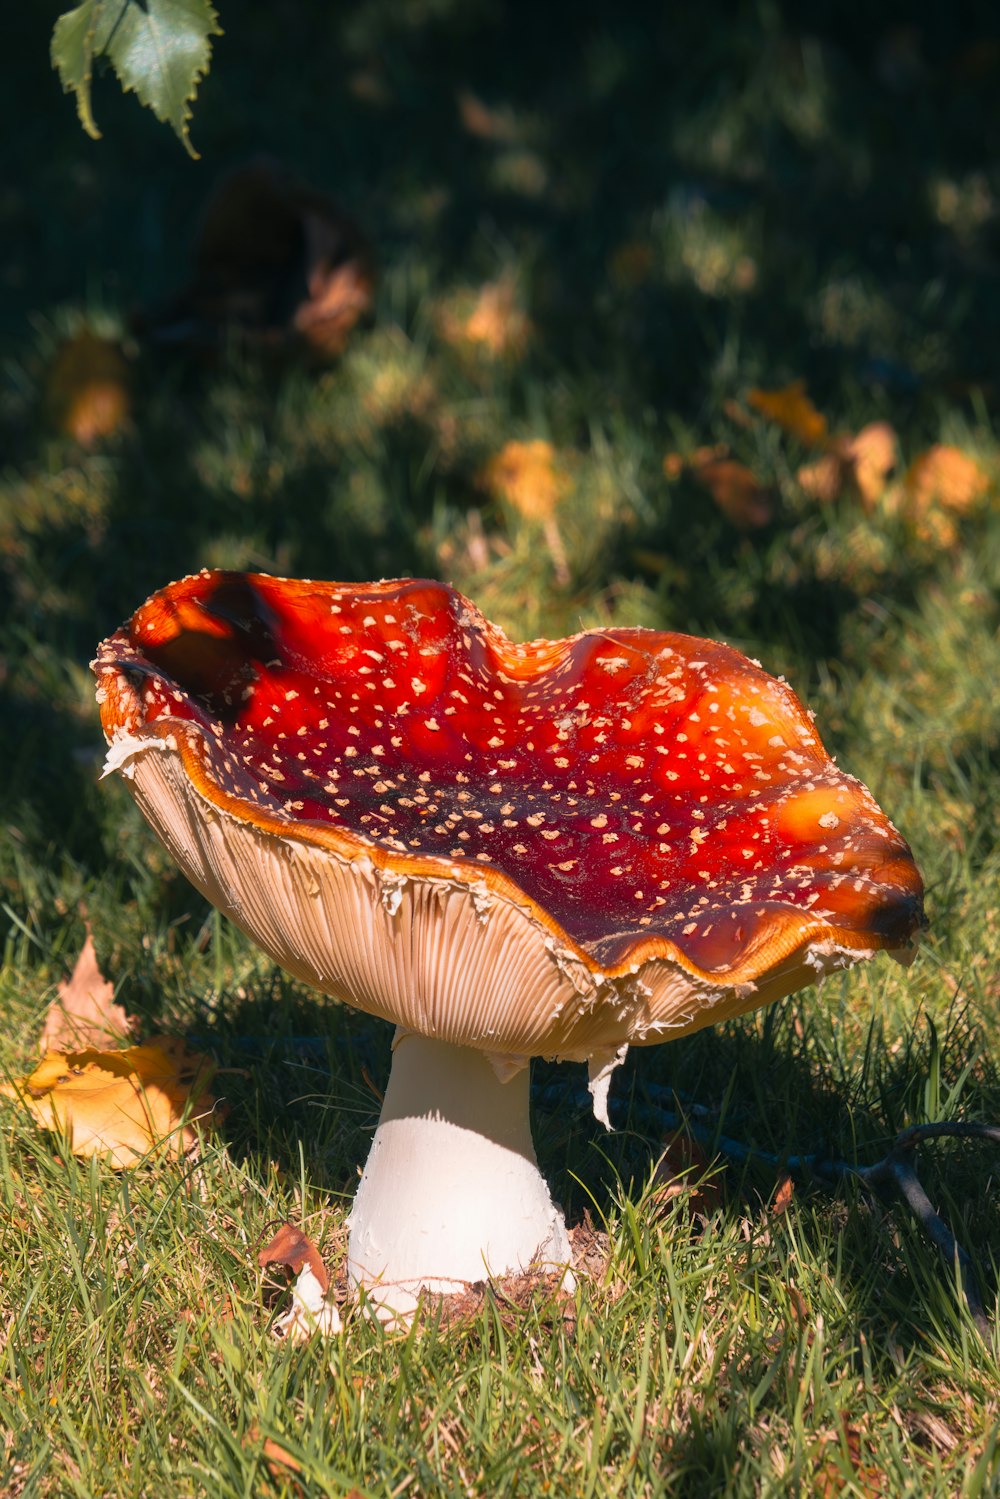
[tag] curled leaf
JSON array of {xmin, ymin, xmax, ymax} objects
[
  {"xmin": 905, "ymin": 444, "xmax": 990, "ymax": 516},
  {"xmin": 1, "ymin": 1038, "xmax": 215, "ymax": 1168},
  {"xmin": 258, "ymin": 1221, "xmax": 329, "ymax": 1295}
]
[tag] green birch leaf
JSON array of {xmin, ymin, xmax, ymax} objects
[
  {"xmin": 51, "ymin": 1, "xmax": 103, "ymax": 140},
  {"xmin": 51, "ymin": 0, "xmax": 222, "ymax": 158}
]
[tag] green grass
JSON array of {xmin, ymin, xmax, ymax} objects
[{"xmin": 2, "ymin": 0, "xmax": 1000, "ymax": 1492}]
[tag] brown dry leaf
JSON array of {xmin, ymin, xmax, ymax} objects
[
  {"xmin": 0, "ymin": 1038, "xmax": 215, "ymax": 1168},
  {"xmin": 771, "ymin": 1175, "xmax": 795, "ymax": 1216},
  {"xmin": 456, "ymin": 89, "xmax": 519, "ymax": 142},
  {"xmin": 650, "ymin": 1129, "xmax": 725, "ymax": 1218},
  {"xmin": 608, "ymin": 240, "xmax": 655, "ymax": 289},
  {"xmin": 479, "ymin": 439, "xmax": 572, "ymax": 523},
  {"xmin": 797, "ymin": 450, "xmax": 847, "ymax": 503},
  {"xmin": 46, "ymin": 332, "xmax": 131, "ymax": 446},
  {"xmin": 258, "ymin": 1222, "xmax": 329, "ymax": 1295},
  {"xmin": 905, "ymin": 444, "xmax": 990, "ymax": 516},
  {"xmin": 691, "ymin": 458, "xmax": 773, "ymax": 528},
  {"xmin": 136, "ymin": 158, "xmax": 374, "ymax": 362},
  {"xmin": 39, "ymin": 928, "xmax": 134, "ymax": 1054},
  {"xmin": 748, "ymin": 380, "xmax": 828, "ymax": 447}
]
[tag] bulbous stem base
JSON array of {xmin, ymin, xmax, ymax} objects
[{"xmin": 347, "ymin": 1033, "xmax": 574, "ymax": 1320}]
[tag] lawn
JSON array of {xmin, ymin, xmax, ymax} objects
[{"xmin": 2, "ymin": 1, "xmax": 999, "ymax": 1494}]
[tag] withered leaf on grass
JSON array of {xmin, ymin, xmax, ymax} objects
[
  {"xmin": 136, "ymin": 158, "xmax": 375, "ymax": 362},
  {"xmin": 46, "ymin": 331, "xmax": 131, "ymax": 447},
  {"xmin": 798, "ymin": 422, "xmax": 897, "ymax": 508},
  {"xmin": 0, "ymin": 1038, "xmax": 216, "ymax": 1168},
  {"xmin": 479, "ymin": 438, "xmax": 572, "ymax": 522},
  {"xmin": 39, "ymin": 928, "xmax": 134, "ymax": 1053},
  {"xmin": 437, "ymin": 276, "xmax": 531, "ymax": 361},
  {"xmin": 650, "ymin": 1129, "xmax": 725, "ymax": 1218},
  {"xmin": 691, "ymin": 458, "xmax": 773, "ymax": 529},
  {"xmin": 905, "ymin": 444, "xmax": 990, "ymax": 515},
  {"xmin": 748, "ymin": 380, "xmax": 828, "ymax": 447}
]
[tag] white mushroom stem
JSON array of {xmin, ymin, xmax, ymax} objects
[{"xmin": 346, "ymin": 1032, "xmax": 574, "ymax": 1320}]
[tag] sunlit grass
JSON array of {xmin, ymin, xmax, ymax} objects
[{"xmin": 3, "ymin": 0, "xmax": 1000, "ymax": 1492}]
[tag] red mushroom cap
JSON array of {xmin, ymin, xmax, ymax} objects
[{"xmin": 93, "ymin": 571, "xmax": 924, "ymax": 1063}]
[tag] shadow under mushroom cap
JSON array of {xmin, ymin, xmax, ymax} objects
[{"xmin": 93, "ymin": 571, "xmax": 924, "ymax": 1060}]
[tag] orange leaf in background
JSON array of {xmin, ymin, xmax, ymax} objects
[
  {"xmin": 771, "ymin": 1175, "xmax": 795, "ymax": 1216},
  {"xmin": 905, "ymin": 444, "xmax": 990, "ymax": 515},
  {"xmin": 258, "ymin": 1222, "xmax": 330, "ymax": 1295},
  {"xmin": 691, "ymin": 458, "xmax": 773, "ymax": 528},
  {"xmin": 46, "ymin": 331, "xmax": 131, "ymax": 447},
  {"xmin": 797, "ymin": 422, "xmax": 897, "ymax": 507},
  {"xmin": 438, "ymin": 276, "xmax": 531, "ymax": 360},
  {"xmin": 0, "ymin": 1038, "xmax": 215, "ymax": 1168},
  {"xmin": 456, "ymin": 89, "xmax": 519, "ymax": 142},
  {"xmin": 39, "ymin": 927, "xmax": 134, "ymax": 1054},
  {"xmin": 748, "ymin": 380, "xmax": 828, "ymax": 447},
  {"xmin": 479, "ymin": 439, "xmax": 571, "ymax": 523}
]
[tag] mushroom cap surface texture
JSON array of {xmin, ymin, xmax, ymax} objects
[{"xmin": 93, "ymin": 571, "xmax": 924, "ymax": 1068}]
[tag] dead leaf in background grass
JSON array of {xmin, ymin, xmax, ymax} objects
[
  {"xmin": 650, "ymin": 1129, "xmax": 725, "ymax": 1218},
  {"xmin": 905, "ymin": 444, "xmax": 990, "ymax": 515},
  {"xmin": 691, "ymin": 458, "xmax": 773, "ymax": 528},
  {"xmin": 39, "ymin": 927, "xmax": 134, "ymax": 1053},
  {"xmin": 136, "ymin": 158, "xmax": 374, "ymax": 362},
  {"xmin": 748, "ymin": 380, "xmax": 828, "ymax": 446},
  {"xmin": 479, "ymin": 439, "xmax": 572, "ymax": 582},
  {"xmin": 438, "ymin": 276, "xmax": 531, "ymax": 360},
  {"xmin": 798, "ymin": 422, "xmax": 897, "ymax": 507},
  {"xmin": 46, "ymin": 331, "xmax": 131, "ymax": 446},
  {"xmin": 0, "ymin": 1038, "xmax": 215, "ymax": 1167},
  {"xmin": 771, "ymin": 1175, "xmax": 795, "ymax": 1216}
]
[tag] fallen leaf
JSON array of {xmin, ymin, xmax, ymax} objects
[
  {"xmin": 650, "ymin": 1128, "xmax": 725, "ymax": 1218},
  {"xmin": 479, "ymin": 439, "xmax": 571, "ymax": 523},
  {"xmin": 850, "ymin": 422, "xmax": 898, "ymax": 506},
  {"xmin": 748, "ymin": 380, "xmax": 828, "ymax": 447},
  {"xmin": 608, "ymin": 240, "xmax": 655, "ymax": 289},
  {"xmin": 135, "ymin": 157, "xmax": 374, "ymax": 362},
  {"xmin": 258, "ymin": 1222, "xmax": 329, "ymax": 1294},
  {"xmin": 0, "ymin": 1038, "xmax": 215, "ymax": 1168},
  {"xmin": 39, "ymin": 928, "xmax": 134, "ymax": 1053},
  {"xmin": 456, "ymin": 89, "xmax": 519, "ymax": 142},
  {"xmin": 691, "ymin": 458, "xmax": 773, "ymax": 528},
  {"xmin": 438, "ymin": 276, "xmax": 531, "ymax": 360},
  {"xmin": 905, "ymin": 444, "xmax": 990, "ymax": 515},
  {"xmin": 798, "ymin": 422, "xmax": 897, "ymax": 507},
  {"xmin": 46, "ymin": 332, "xmax": 131, "ymax": 446},
  {"xmin": 262, "ymin": 1436, "xmax": 304, "ymax": 1481},
  {"xmin": 772, "ymin": 1175, "xmax": 795, "ymax": 1216}
]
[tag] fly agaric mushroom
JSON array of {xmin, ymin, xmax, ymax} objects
[{"xmin": 93, "ymin": 571, "xmax": 924, "ymax": 1316}]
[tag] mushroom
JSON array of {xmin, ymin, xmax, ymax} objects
[{"xmin": 93, "ymin": 571, "xmax": 924, "ymax": 1317}]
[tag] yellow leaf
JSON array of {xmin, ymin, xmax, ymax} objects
[
  {"xmin": 46, "ymin": 332, "xmax": 131, "ymax": 447},
  {"xmin": 905, "ymin": 444, "xmax": 990, "ymax": 515},
  {"xmin": 478, "ymin": 439, "xmax": 571, "ymax": 522},
  {"xmin": 748, "ymin": 380, "xmax": 828, "ymax": 447},
  {"xmin": 1, "ymin": 1037, "xmax": 215, "ymax": 1168},
  {"xmin": 438, "ymin": 276, "xmax": 531, "ymax": 360}
]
